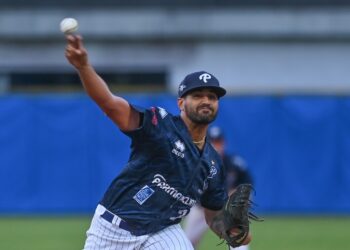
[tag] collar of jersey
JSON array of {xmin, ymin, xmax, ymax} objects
[{"xmin": 174, "ymin": 115, "xmax": 209, "ymax": 155}]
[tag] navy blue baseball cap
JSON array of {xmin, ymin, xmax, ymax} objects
[{"xmin": 178, "ymin": 71, "xmax": 226, "ymax": 98}]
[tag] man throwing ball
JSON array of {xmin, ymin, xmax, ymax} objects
[{"xmin": 64, "ymin": 34, "xmax": 259, "ymax": 250}]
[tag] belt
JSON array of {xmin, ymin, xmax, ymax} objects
[{"xmin": 100, "ymin": 209, "xmax": 138, "ymax": 235}]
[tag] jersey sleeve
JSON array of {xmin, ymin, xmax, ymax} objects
[
  {"xmin": 200, "ymin": 164, "xmax": 228, "ymax": 211},
  {"xmin": 121, "ymin": 105, "xmax": 166, "ymax": 141}
]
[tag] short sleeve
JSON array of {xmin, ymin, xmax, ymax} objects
[{"xmin": 122, "ymin": 105, "xmax": 165, "ymax": 142}]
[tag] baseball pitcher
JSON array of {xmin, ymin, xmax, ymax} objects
[{"xmin": 64, "ymin": 34, "xmax": 261, "ymax": 250}]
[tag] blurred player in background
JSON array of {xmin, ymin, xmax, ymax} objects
[
  {"xmin": 183, "ymin": 126, "xmax": 253, "ymax": 250},
  {"xmin": 64, "ymin": 34, "xmax": 252, "ymax": 250}
]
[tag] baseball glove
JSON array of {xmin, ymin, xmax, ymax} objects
[{"xmin": 211, "ymin": 184, "xmax": 263, "ymax": 248}]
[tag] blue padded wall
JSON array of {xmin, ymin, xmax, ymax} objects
[{"xmin": 0, "ymin": 94, "xmax": 349, "ymax": 213}]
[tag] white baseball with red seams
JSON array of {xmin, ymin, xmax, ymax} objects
[{"xmin": 60, "ymin": 18, "xmax": 78, "ymax": 34}]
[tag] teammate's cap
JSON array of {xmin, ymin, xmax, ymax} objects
[
  {"xmin": 178, "ymin": 71, "xmax": 226, "ymax": 98},
  {"xmin": 208, "ymin": 126, "xmax": 224, "ymax": 141}
]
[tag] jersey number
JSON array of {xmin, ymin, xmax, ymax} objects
[{"xmin": 169, "ymin": 209, "xmax": 189, "ymax": 221}]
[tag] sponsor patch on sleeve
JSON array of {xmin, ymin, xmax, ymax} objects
[{"xmin": 133, "ymin": 185, "xmax": 155, "ymax": 205}]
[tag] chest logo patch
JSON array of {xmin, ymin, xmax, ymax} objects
[
  {"xmin": 175, "ymin": 140, "xmax": 185, "ymax": 152},
  {"xmin": 133, "ymin": 185, "xmax": 155, "ymax": 205},
  {"xmin": 208, "ymin": 161, "xmax": 218, "ymax": 179},
  {"xmin": 172, "ymin": 140, "xmax": 185, "ymax": 158}
]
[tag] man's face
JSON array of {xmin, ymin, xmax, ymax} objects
[{"xmin": 181, "ymin": 88, "xmax": 219, "ymax": 124}]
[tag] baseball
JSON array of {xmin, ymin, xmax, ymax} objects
[{"xmin": 60, "ymin": 18, "xmax": 78, "ymax": 34}]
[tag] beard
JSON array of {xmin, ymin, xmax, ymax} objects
[{"xmin": 184, "ymin": 103, "xmax": 218, "ymax": 125}]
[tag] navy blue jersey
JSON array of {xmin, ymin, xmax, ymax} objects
[
  {"xmin": 222, "ymin": 154, "xmax": 253, "ymax": 189},
  {"xmin": 100, "ymin": 106, "xmax": 227, "ymax": 235}
]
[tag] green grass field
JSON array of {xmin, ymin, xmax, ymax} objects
[{"xmin": 0, "ymin": 216, "xmax": 349, "ymax": 250}]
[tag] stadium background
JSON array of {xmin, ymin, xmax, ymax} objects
[{"xmin": 1, "ymin": 1, "xmax": 350, "ymax": 249}]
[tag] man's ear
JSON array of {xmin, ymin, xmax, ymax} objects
[{"xmin": 177, "ymin": 98, "xmax": 184, "ymax": 111}]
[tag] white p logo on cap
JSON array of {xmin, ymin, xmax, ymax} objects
[{"xmin": 199, "ymin": 73, "xmax": 212, "ymax": 83}]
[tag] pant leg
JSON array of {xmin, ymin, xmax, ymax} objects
[
  {"xmin": 142, "ymin": 224, "xmax": 194, "ymax": 250},
  {"xmin": 182, "ymin": 205, "xmax": 208, "ymax": 247},
  {"xmin": 83, "ymin": 205, "xmax": 147, "ymax": 250}
]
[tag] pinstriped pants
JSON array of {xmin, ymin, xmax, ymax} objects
[{"xmin": 83, "ymin": 205, "xmax": 194, "ymax": 250}]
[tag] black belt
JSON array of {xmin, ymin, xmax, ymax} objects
[{"xmin": 100, "ymin": 210, "xmax": 140, "ymax": 235}]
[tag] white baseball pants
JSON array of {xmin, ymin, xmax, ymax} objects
[{"xmin": 83, "ymin": 204, "xmax": 194, "ymax": 250}]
